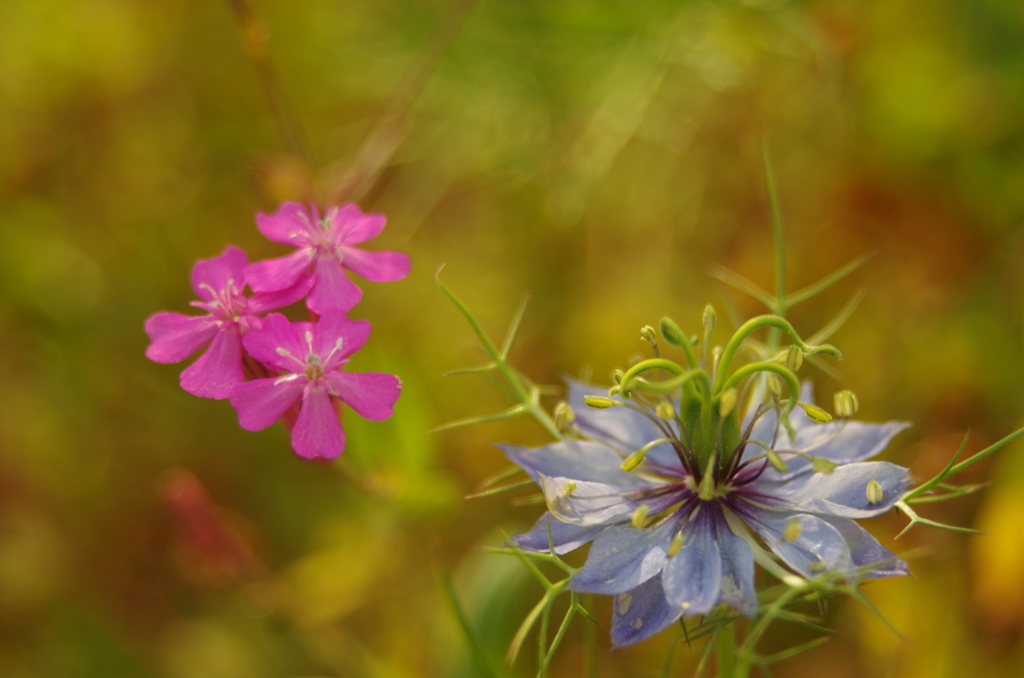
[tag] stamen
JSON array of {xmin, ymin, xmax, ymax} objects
[
  {"xmin": 323, "ymin": 337, "xmax": 345, "ymax": 363},
  {"xmin": 866, "ymin": 479, "xmax": 884, "ymax": 504},
  {"xmin": 273, "ymin": 374, "xmax": 302, "ymax": 386},
  {"xmin": 631, "ymin": 504, "xmax": 650, "ymax": 529},
  {"xmin": 667, "ymin": 532, "xmax": 685, "ymax": 557},
  {"xmin": 563, "ymin": 481, "xmax": 577, "ymax": 497},
  {"xmin": 782, "ymin": 518, "xmax": 801, "ymax": 542}
]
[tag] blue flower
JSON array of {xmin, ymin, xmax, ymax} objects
[{"xmin": 500, "ymin": 380, "xmax": 909, "ymax": 647}]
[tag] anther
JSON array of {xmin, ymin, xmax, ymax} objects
[
  {"xmin": 659, "ymin": 317, "xmax": 687, "ymax": 348},
  {"xmin": 563, "ymin": 481, "xmax": 577, "ymax": 497},
  {"xmin": 640, "ymin": 325, "xmax": 657, "ymax": 347},
  {"xmin": 631, "ymin": 504, "xmax": 650, "ymax": 529},
  {"xmin": 797, "ymin": 402, "xmax": 833, "ymax": 423},
  {"xmin": 866, "ymin": 479, "xmax": 884, "ymax": 504},
  {"xmin": 834, "ymin": 390, "xmax": 859, "ymax": 418},
  {"xmin": 583, "ymin": 395, "xmax": 616, "ymax": 409},
  {"xmin": 656, "ymin": 401, "xmax": 675, "ymax": 420},
  {"xmin": 668, "ymin": 532, "xmax": 685, "ymax": 557},
  {"xmin": 783, "ymin": 518, "xmax": 801, "ymax": 542},
  {"xmin": 810, "ymin": 457, "xmax": 836, "ymax": 474},
  {"xmin": 785, "ymin": 345, "xmax": 804, "ymax": 372},
  {"xmin": 553, "ymin": 401, "xmax": 575, "ymax": 431},
  {"xmin": 620, "ymin": 449, "xmax": 647, "ymax": 472}
]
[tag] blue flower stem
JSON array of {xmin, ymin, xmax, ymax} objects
[{"xmin": 716, "ymin": 622, "xmax": 738, "ymax": 678}]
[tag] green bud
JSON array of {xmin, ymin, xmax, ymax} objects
[
  {"xmin": 640, "ymin": 325, "xmax": 657, "ymax": 346},
  {"xmin": 656, "ymin": 401, "xmax": 675, "ymax": 420},
  {"xmin": 834, "ymin": 389, "xmax": 859, "ymax": 418},
  {"xmin": 766, "ymin": 448, "xmax": 789, "ymax": 472},
  {"xmin": 782, "ymin": 518, "xmax": 801, "ymax": 542},
  {"xmin": 703, "ymin": 304, "xmax": 716, "ymax": 334},
  {"xmin": 667, "ymin": 531, "xmax": 685, "ymax": 557},
  {"xmin": 659, "ymin": 317, "xmax": 687, "ymax": 348},
  {"xmin": 583, "ymin": 395, "xmax": 615, "ymax": 409},
  {"xmin": 866, "ymin": 479, "xmax": 883, "ymax": 504},
  {"xmin": 798, "ymin": 401, "xmax": 833, "ymax": 423},
  {"xmin": 719, "ymin": 389, "xmax": 738, "ymax": 418},
  {"xmin": 631, "ymin": 504, "xmax": 650, "ymax": 529},
  {"xmin": 554, "ymin": 401, "xmax": 575, "ymax": 430},
  {"xmin": 810, "ymin": 457, "xmax": 837, "ymax": 474},
  {"xmin": 785, "ymin": 345, "xmax": 804, "ymax": 372},
  {"xmin": 620, "ymin": 449, "xmax": 647, "ymax": 472}
]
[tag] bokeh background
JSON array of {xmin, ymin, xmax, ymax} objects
[{"xmin": 2, "ymin": 0, "xmax": 1024, "ymax": 676}]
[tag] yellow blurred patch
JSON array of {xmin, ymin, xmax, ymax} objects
[{"xmin": 971, "ymin": 486, "xmax": 1024, "ymax": 631}]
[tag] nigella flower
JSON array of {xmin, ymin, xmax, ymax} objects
[
  {"xmin": 245, "ymin": 202, "xmax": 411, "ymax": 314},
  {"xmin": 228, "ymin": 312, "xmax": 402, "ymax": 459},
  {"xmin": 145, "ymin": 246, "xmax": 311, "ymax": 398},
  {"xmin": 501, "ymin": 379, "xmax": 910, "ymax": 647}
]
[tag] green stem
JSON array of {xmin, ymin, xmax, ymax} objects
[{"xmin": 716, "ymin": 622, "xmax": 737, "ymax": 678}]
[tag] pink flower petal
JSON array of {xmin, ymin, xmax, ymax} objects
[
  {"xmin": 229, "ymin": 376, "xmax": 306, "ymax": 431},
  {"xmin": 325, "ymin": 371, "xmax": 401, "ymax": 421},
  {"xmin": 336, "ymin": 204, "xmax": 387, "ymax": 245},
  {"xmin": 247, "ymin": 275, "xmax": 315, "ymax": 314},
  {"xmin": 256, "ymin": 202, "xmax": 316, "ymax": 246},
  {"xmin": 341, "ymin": 247, "xmax": 411, "ymax": 283},
  {"xmin": 180, "ymin": 327, "xmax": 244, "ymax": 399},
  {"xmin": 241, "ymin": 313, "xmax": 309, "ymax": 372},
  {"xmin": 191, "ymin": 246, "xmax": 250, "ymax": 300},
  {"xmin": 307, "ymin": 254, "xmax": 362, "ymax": 313},
  {"xmin": 291, "ymin": 385, "xmax": 345, "ymax": 459},
  {"xmin": 246, "ymin": 249, "xmax": 314, "ymax": 293},
  {"xmin": 314, "ymin": 313, "xmax": 371, "ymax": 369},
  {"xmin": 145, "ymin": 312, "xmax": 218, "ymax": 363}
]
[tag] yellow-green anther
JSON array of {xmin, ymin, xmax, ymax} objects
[
  {"xmin": 698, "ymin": 460, "xmax": 717, "ymax": 501},
  {"xmin": 866, "ymin": 479, "xmax": 883, "ymax": 504},
  {"xmin": 798, "ymin": 401, "xmax": 833, "ymax": 423},
  {"xmin": 719, "ymin": 389, "xmax": 738, "ymax": 418},
  {"xmin": 584, "ymin": 395, "xmax": 615, "ymax": 409},
  {"xmin": 640, "ymin": 325, "xmax": 657, "ymax": 346},
  {"xmin": 612, "ymin": 369, "xmax": 624, "ymax": 384},
  {"xmin": 660, "ymin": 317, "xmax": 686, "ymax": 348},
  {"xmin": 554, "ymin": 401, "xmax": 574, "ymax": 430},
  {"xmin": 703, "ymin": 305, "xmax": 716, "ymax": 334},
  {"xmin": 621, "ymin": 449, "xmax": 647, "ymax": 472},
  {"xmin": 631, "ymin": 504, "xmax": 649, "ymax": 529},
  {"xmin": 811, "ymin": 457, "xmax": 837, "ymax": 474},
  {"xmin": 656, "ymin": 401, "xmax": 675, "ymax": 420},
  {"xmin": 783, "ymin": 518, "xmax": 801, "ymax": 542},
  {"xmin": 808, "ymin": 560, "xmax": 826, "ymax": 573},
  {"xmin": 834, "ymin": 389, "xmax": 859, "ymax": 418},
  {"xmin": 766, "ymin": 373, "xmax": 783, "ymax": 398},
  {"xmin": 563, "ymin": 481, "xmax": 577, "ymax": 497},
  {"xmin": 766, "ymin": 448, "xmax": 789, "ymax": 472},
  {"xmin": 667, "ymin": 532, "xmax": 686, "ymax": 557},
  {"xmin": 785, "ymin": 345, "xmax": 804, "ymax": 372}
]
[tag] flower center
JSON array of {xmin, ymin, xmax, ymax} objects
[{"xmin": 198, "ymin": 280, "xmax": 246, "ymax": 322}]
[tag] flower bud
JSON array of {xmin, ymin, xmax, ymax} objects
[
  {"xmin": 810, "ymin": 456, "xmax": 836, "ymax": 474},
  {"xmin": 719, "ymin": 389, "xmax": 738, "ymax": 418},
  {"xmin": 703, "ymin": 305, "xmax": 716, "ymax": 334},
  {"xmin": 656, "ymin": 401, "xmax": 675, "ymax": 420},
  {"xmin": 554, "ymin": 401, "xmax": 575, "ymax": 430},
  {"xmin": 583, "ymin": 395, "xmax": 616, "ymax": 409},
  {"xmin": 640, "ymin": 325, "xmax": 657, "ymax": 346},
  {"xmin": 797, "ymin": 401, "xmax": 832, "ymax": 423},
  {"xmin": 834, "ymin": 390, "xmax": 859, "ymax": 418},
  {"xmin": 785, "ymin": 345, "xmax": 803, "ymax": 372},
  {"xmin": 659, "ymin": 317, "xmax": 687, "ymax": 348},
  {"xmin": 866, "ymin": 479, "xmax": 883, "ymax": 505},
  {"xmin": 631, "ymin": 504, "xmax": 650, "ymax": 529}
]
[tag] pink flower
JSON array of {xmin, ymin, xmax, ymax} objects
[
  {"xmin": 228, "ymin": 312, "xmax": 402, "ymax": 460},
  {"xmin": 145, "ymin": 246, "xmax": 311, "ymax": 399},
  {"xmin": 245, "ymin": 202, "xmax": 411, "ymax": 314}
]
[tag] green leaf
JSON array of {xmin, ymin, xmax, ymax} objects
[{"xmin": 785, "ymin": 253, "xmax": 874, "ymax": 308}]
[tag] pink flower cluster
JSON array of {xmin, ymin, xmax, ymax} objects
[{"xmin": 145, "ymin": 202, "xmax": 408, "ymax": 460}]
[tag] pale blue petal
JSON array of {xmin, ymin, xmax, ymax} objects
[
  {"xmin": 537, "ymin": 474, "xmax": 676, "ymax": 527},
  {"xmin": 509, "ymin": 512, "xmax": 607, "ymax": 555},
  {"xmin": 498, "ymin": 441, "xmax": 648, "ymax": 487},
  {"xmin": 566, "ymin": 379, "xmax": 679, "ymax": 467},
  {"xmin": 744, "ymin": 382, "xmax": 815, "ymax": 447},
  {"xmin": 745, "ymin": 510, "xmax": 853, "ymax": 577},
  {"xmin": 713, "ymin": 519, "xmax": 757, "ymax": 614},
  {"xmin": 755, "ymin": 421, "xmax": 910, "ymax": 483},
  {"xmin": 820, "ymin": 516, "xmax": 909, "ymax": 578},
  {"xmin": 661, "ymin": 509, "xmax": 722, "ymax": 614},
  {"xmin": 570, "ymin": 515, "xmax": 682, "ymax": 595},
  {"xmin": 779, "ymin": 461, "xmax": 910, "ymax": 518},
  {"xmin": 610, "ymin": 574, "xmax": 682, "ymax": 648}
]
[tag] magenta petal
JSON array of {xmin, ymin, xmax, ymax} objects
[
  {"xmin": 314, "ymin": 313, "xmax": 371, "ymax": 368},
  {"xmin": 229, "ymin": 377, "xmax": 306, "ymax": 431},
  {"xmin": 341, "ymin": 248, "xmax": 411, "ymax": 283},
  {"xmin": 247, "ymin": 275, "xmax": 315, "ymax": 314},
  {"xmin": 246, "ymin": 249, "xmax": 314, "ymax": 293},
  {"xmin": 180, "ymin": 327, "xmax": 244, "ymax": 399},
  {"xmin": 336, "ymin": 205, "xmax": 387, "ymax": 245},
  {"xmin": 256, "ymin": 202, "xmax": 316, "ymax": 246},
  {"xmin": 325, "ymin": 371, "xmax": 401, "ymax": 421},
  {"xmin": 191, "ymin": 246, "xmax": 249, "ymax": 300},
  {"xmin": 145, "ymin": 312, "xmax": 218, "ymax": 363},
  {"xmin": 292, "ymin": 385, "xmax": 345, "ymax": 459},
  {"xmin": 307, "ymin": 255, "xmax": 362, "ymax": 313},
  {"xmin": 241, "ymin": 313, "xmax": 308, "ymax": 371}
]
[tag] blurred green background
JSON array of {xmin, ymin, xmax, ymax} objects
[{"xmin": 2, "ymin": 0, "xmax": 1024, "ymax": 676}]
